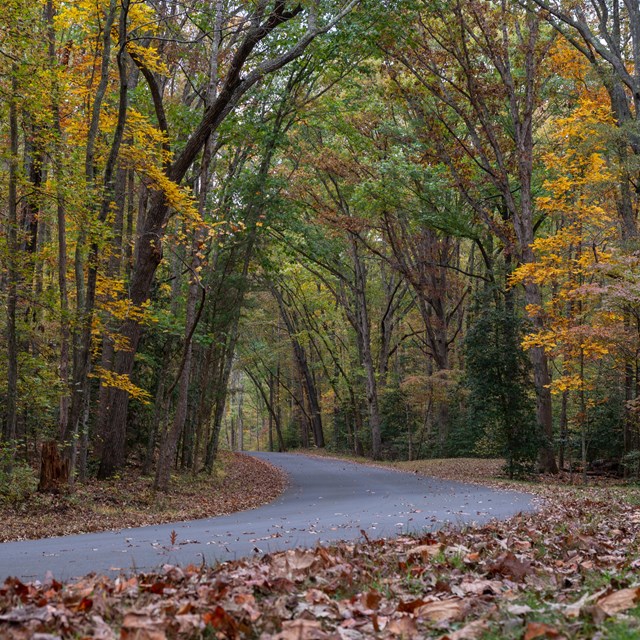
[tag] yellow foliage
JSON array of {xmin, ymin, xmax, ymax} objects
[
  {"xmin": 126, "ymin": 42, "xmax": 168, "ymax": 76},
  {"xmin": 96, "ymin": 275, "xmax": 156, "ymax": 326},
  {"xmin": 550, "ymin": 374, "xmax": 590, "ymax": 394},
  {"xmin": 120, "ymin": 109, "xmax": 208, "ymax": 232},
  {"xmin": 513, "ymin": 84, "xmax": 621, "ymax": 405},
  {"xmin": 55, "ymin": 0, "xmax": 97, "ymax": 31},
  {"xmin": 91, "ymin": 367, "xmax": 151, "ymax": 404}
]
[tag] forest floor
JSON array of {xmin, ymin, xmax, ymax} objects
[
  {"xmin": 295, "ymin": 448, "xmax": 626, "ymax": 491},
  {"xmin": 0, "ymin": 452, "xmax": 287, "ymax": 542},
  {"xmin": 1, "ymin": 454, "xmax": 640, "ymax": 639}
]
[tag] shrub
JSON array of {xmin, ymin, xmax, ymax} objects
[{"xmin": 0, "ymin": 444, "xmax": 37, "ymax": 504}]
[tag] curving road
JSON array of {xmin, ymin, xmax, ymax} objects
[{"xmin": 0, "ymin": 453, "xmax": 534, "ymax": 582}]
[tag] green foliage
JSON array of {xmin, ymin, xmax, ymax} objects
[
  {"xmin": 0, "ymin": 444, "xmax": 37, "ymax": 505},
  {"xmin": 622, "ymin": 451, "xmax": 640, "ymax": 480},
  {"xmin": 283, "ymin": 418, "xmax": 302, "ymax": 450},
  {"xmin": 330, "ymin": 404, "xmax": 354, "ymax": 453},
  {"xmin": 463, "ymin": 288, "xmax": 540, "ymax": 478},
  {"xmin": 440, "ymin": 397, "xmax": 476, "ymax": 458},
  {"xmin": 583, "ymin": 382, "xmax": 625, "ymax": 464},
  {"xmin": 380, "ymin": 385, "xmax": 419, "ymax": 460}
]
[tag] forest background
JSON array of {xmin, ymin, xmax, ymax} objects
[{"xmin": 2, "ymin": 0, "xmax": 640, "ymax": 495}]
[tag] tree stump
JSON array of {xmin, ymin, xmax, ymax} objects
[{"xmin": 38, "ymin": 440, "xmax": 69, "ymax": 492}]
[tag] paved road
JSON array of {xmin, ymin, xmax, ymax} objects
[{"xmin": 0, "ymin": 453, "xmax": 534, "ymax": 582}]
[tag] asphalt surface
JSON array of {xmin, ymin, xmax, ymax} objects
[{"xmin": 0, "ymin": 452, "xmax": 534, "ymax": 582}]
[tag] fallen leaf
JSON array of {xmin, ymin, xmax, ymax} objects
[
  {"xmin": 454, "ymin": 579, "xmax": 503, "ymax": 596},
  {"xmin": 120, "ymin": 612, "xmax": 167, "ymax": 640},
  {"xmin": 407, "ymin": 544, "xmax": 441, "ymax": 561},
  {"xmin": 489, "ymin": 553, "xmax": 533, "ymax": 582},
  {"xmin": 563, "ymin": 592, "xmax": 591, "ymax": 619},
  {"xmin": 360, "ymin": 591, "xmax": 382, "ymax": 610},
  {"xmin": 397, "ymin": 598, "xmax": 426, "ymax": 614},
  {"xmin": 415, "ymin": 598, "xmax": 464, "ymax": 622},
  {"xmin": 91, "ymin": 615, "xmax": 116, "ymax": 640},
  {"xmin": 523, "ymin": 621, "xmax": 560, "ymax": 640},
  {"xmin": 201, "ymin": 606, "xmax": 238, "ymax": 637},
  {"xmin": 387, "ymin": 615, "xmax": 418, "ymax": 638},
  {"xmin": 440, "ymin": 619, "xmax": 489, "ymax": 640},
  {"xmin": 506, "ymin": 604, "xmax": 533, "ymax": 616},
  {"xmin": 0, "ymin": 606, "xmax": 53, "ymax": 623},
  {"xmin": 593, "ymin": 587, "xmax": 640, "ymax": 621},
  {"xmin": 175, "ymin": 613, "xmax": 203, "ymax": 635},
  {"xmin": 274, "ymin": 619, "xmax": 330, "ymax": 640}
]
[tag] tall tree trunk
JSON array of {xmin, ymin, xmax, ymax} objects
[
  {"xmin": 268, "ymin": 371, "xmax": 275, "ymax": 452},
  {"xmin": 349, "ymin": 238, "xmax": 382, "ymax": 459},
  {"xmin": 204, "ymin": 317, "xmax": 242, "ymax": 472},
  {"xmin": 5, "ymin": 69, "xmax": 19, "ymax": 444},
  {"xmin": 96, "ymin": 165, "xmax": 128, "ymax": 429},
  {"xmin": 524, "ymin": 283, "xmax": 558, "ymax": 473},
  {"xmin": 72, "ymin": 1, "xmax": 130, "ymax": 482},
  {"xmin": 246, "ymin": 369, "xmax": 286, "ymax": 452},
  {"xmin": 166, "ymin": 9, "xmax": 222, "ymax": 473},
  {"xmin": 45, "ymin": 0, "xmax": 72, "ymax": 451},
  {"xmin": 68, "ymin": 0, "xmax": 119, "ymax": 449},
  {"xmin": 154, "ymin": 278, "xmax": 205, "ymax": 491},
  {"xmin": 271, "ymin": 286, "xmax": 325, "ymax": 447},
  {"xmin": 237, "ymin": 377, "xmax": 244, "ymax": 451}
]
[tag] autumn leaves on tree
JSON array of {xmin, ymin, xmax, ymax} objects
[{"xmin": 2, "ymin": 0, "xmax": 640, "ymax": 490}]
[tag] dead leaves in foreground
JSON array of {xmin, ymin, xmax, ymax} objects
[{"xmin": 1, "ymin": 485, "xmax": 640, "ymax": 639}]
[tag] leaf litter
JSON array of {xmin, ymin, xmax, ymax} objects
[{"xmin": 0, "ymin": 453, "xmax": 287, "ymax": 542}]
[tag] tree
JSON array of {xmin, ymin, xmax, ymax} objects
[
  {"xmin": 385, "ymin": 0, "xmax": 559, "ymax": 471},
  {"xmin": 96, "ymin": 0, "xmax": 358, "ymax": 478},
  {"xmin": 529, "ymin": 0, "xmax": 640, "ymax": 240},
  {"xmin": 511, "ymin": 93, "xmax": 622, "ymax": 476},
  {"xmin": 465, "ymin": 287, "xmax": 539, "ymax": 478}
]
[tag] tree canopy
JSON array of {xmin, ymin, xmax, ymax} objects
[{"xmin": 2, "ymin": 0, "xmax": 640, "ymax": 489}]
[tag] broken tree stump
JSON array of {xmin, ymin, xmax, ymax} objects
[{"xmin": 38, "ymin": 440, "xmax": 69, "ymax": 492}]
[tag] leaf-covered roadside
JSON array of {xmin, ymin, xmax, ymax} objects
[
  {"xmin": 1, "ymin": 485, "xmax": 639, "ymax": 639},
  {"xmin": 0, "ymin": 453, "xmax": 287, "ymax": 542},
  {"xmin": 295, "ymin": 451, "xmax": 509, "ymax": 487}
]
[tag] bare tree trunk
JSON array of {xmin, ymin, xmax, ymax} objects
[
  {"xmin": 237, "ymin": 378, "xmax": 244, "ymax": 451},
  {"xmin": 559, "ymin": 388, "xmax": 568, "ymax": 471},
  {"xmin": 271, "ymin": 285, "xmax": 325, "ymax": 447},
  {"xmin": 204, "ymin": 318, "xmax": 241, "ymax": 471},
  {"xmin": 246, "ymin": 369, "xmax": 286, "ymax": 452},
  {"xmin": 154, "ymin": 276, "xmax": 205, "ymax": 491},
  {"xmin": 48, "ymin": 0, "xmax": 71, "ymax": 442},
  {"xmin": 268, "ymin": 371, "xmax": 275, "ymax": 452},
  {"xmin": 523, "ymin": 283, "xmax": 558, "ymax": 473},
  {"xmin": 5, "ymin": 69, "xmax": 19, "ymax": 444},
  {"xmin": 350, "ymin": 239, "xmax": 382, "ymax": 459},
  {"xmin": 68, "ymin": 0, "xmax": 119, "ymax": 449},
  {"xmin": 143, "ymin": 375, "xmax": 165, "ymax": 475}
]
